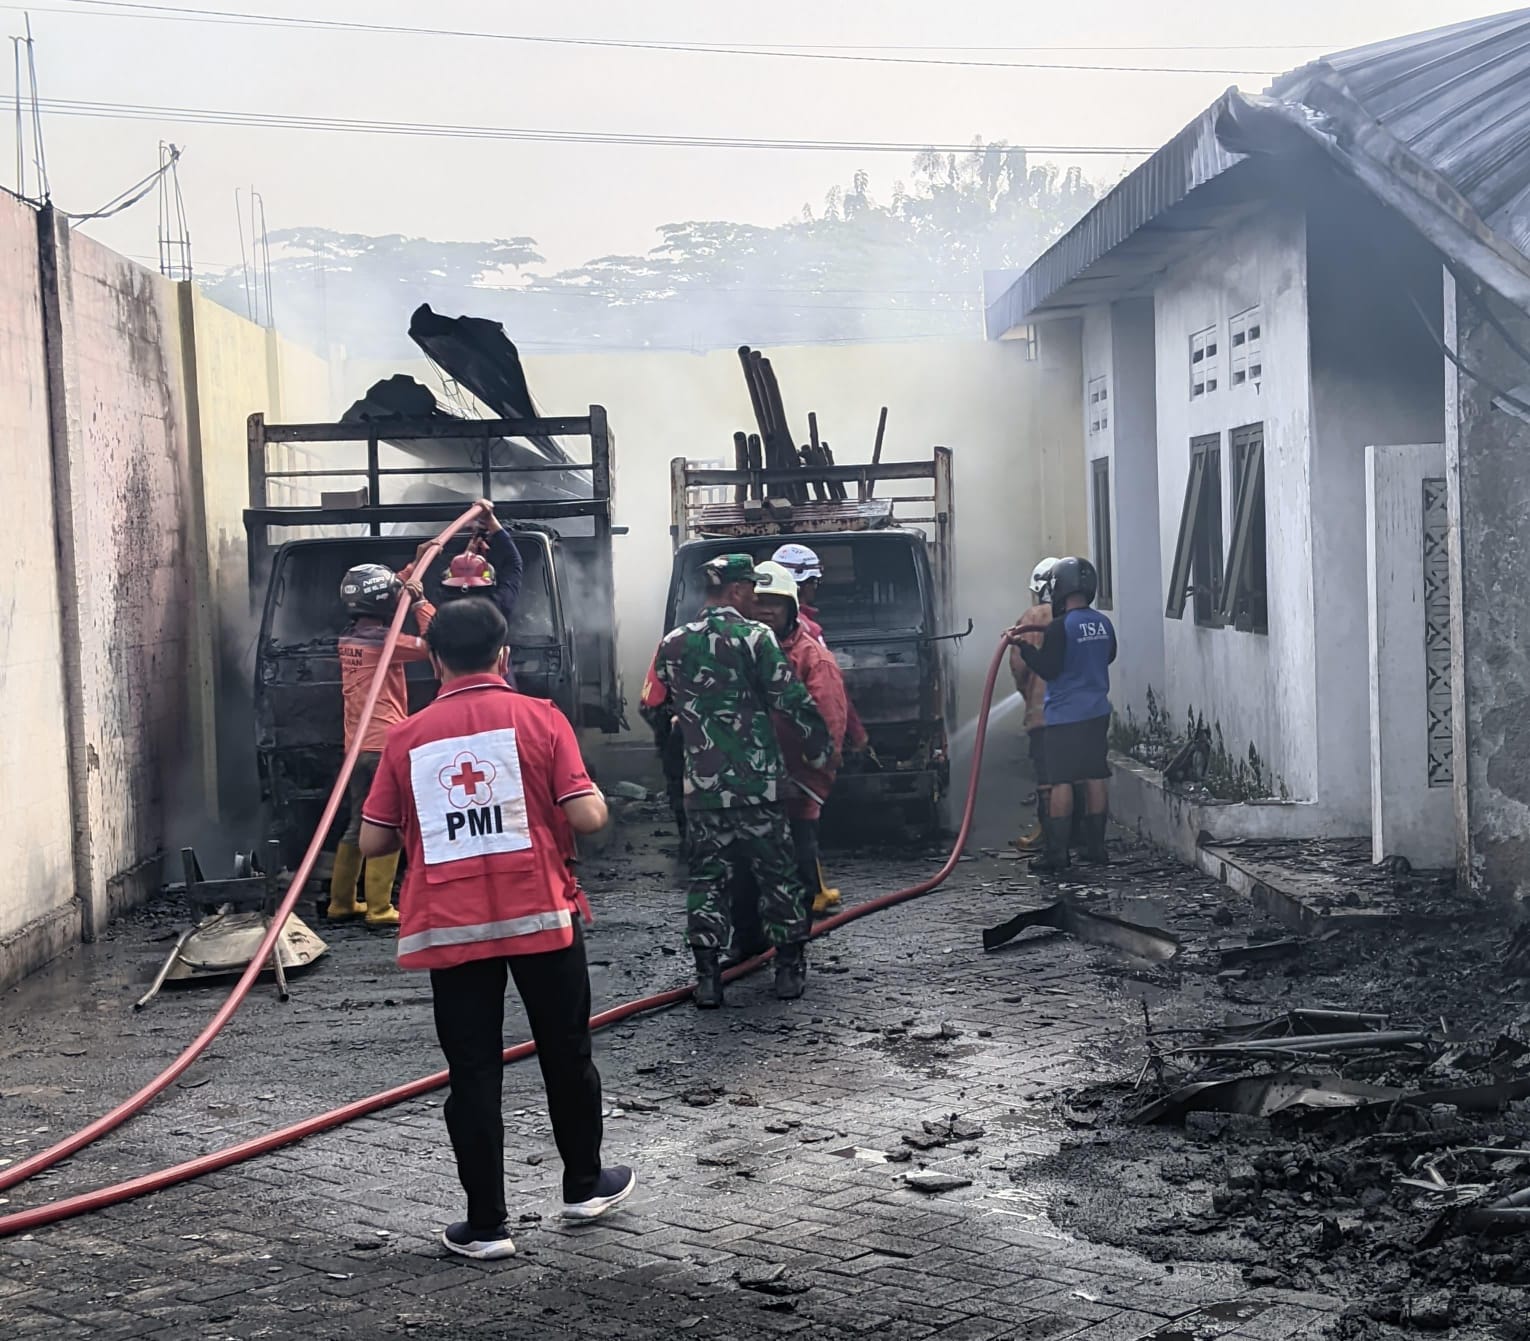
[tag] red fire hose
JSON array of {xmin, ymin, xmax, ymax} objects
[
  {"xmin": 0, "ymin": 629, "xmax": 1009, "ymax": 1237},
  {"xmin": 0, "ymin": 503, "xmax": 489, "ymax": 1201}
]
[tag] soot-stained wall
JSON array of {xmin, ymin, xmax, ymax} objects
[{"xmin": 0, "ymin": 194, "xmax": 76, "ymax": 974}]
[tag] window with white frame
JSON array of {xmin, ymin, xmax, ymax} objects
[
  {"xmin": 1190, "ymin": 325, "xmax": 1220, "ymax": 398},
  {"xmin": 1230, "ymin": 307, "xmax": 1264, "ymax": 389},
  {"xmin": 1087, "ymin": 375, "xmax": 1109, "ymax": 435}
]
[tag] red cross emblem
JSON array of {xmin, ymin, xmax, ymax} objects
[{"xmin": 439, "ymin": 751, "xmax": 497, "ymax": 809}]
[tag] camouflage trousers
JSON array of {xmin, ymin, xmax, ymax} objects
[{"xmin": 685, "ymin": 804, "xmax": 810, "ymax": 952}]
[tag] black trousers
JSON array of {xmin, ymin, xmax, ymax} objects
[{"xmin": 429, "ymin": 924, "xmax": 603, "ymax": 1230}]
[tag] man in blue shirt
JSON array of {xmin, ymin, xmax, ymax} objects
[{"xmin": 1009, "ymin": 556, "xmax": 1116, "ymax": 871}]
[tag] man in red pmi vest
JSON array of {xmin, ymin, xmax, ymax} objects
[{"xmin": 359, "ymin": 598, "xmax": 634, "ymax": 1260}]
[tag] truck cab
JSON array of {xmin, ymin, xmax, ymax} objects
[{"xmin": 665, "ymin": 448, "xmax": 960, "ymax": 835}]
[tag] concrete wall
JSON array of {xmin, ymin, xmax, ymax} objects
[
  {"xmin": 0, "ymin": 194, "xmax": 77, "ymax": 975},
  {"xmin": 1306, "ymin": 183, "xmax": 1445, "ymax": 831},
  {"xmin": 0, "ymin": 201, "xmax": 344, "ymax": 988},
  {"xmin": 1079, "ymin": 299, "xmax": 1163, "ymax": 723},
  {"xmin": 345, "ymin": 335, "xmax": 1087, "ymax": 723},
  {"xmin": 1446, "ymin": 273, "xmax": 1530, "ymax": 906},
  {"xmin": 1153, "ymin": 203, "xmax": 1317, "ymax": 799},
  {"xmin": 1366, "ymin": 443, "xmax": 1452, "ymax": 868},
  {"xmin": 48, "ymin": 219, "xmax": 198, "ymax": 934}
]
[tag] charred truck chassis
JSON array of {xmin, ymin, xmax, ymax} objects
[
  {"xmin": 244, "ymin": 411, "xmax": 622, "ymax": 871},
  {"xmin": 667, "ymin": 451, "xmax": 960, "ymax": 835}
]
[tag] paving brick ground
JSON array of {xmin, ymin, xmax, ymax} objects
[{"xmin": 0, "ymin": 769, "xmax": 1346, "ymax": 1340}]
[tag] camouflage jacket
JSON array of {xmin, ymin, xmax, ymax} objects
[{"xmin": 650, "ymin": 603, "xmax": 831, "ymax": 811}]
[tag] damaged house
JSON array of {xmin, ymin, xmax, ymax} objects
[{"xmin": 986, "ymin": 9, "xmax": 1530, "ymax": 899}]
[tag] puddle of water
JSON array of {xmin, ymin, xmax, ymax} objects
[
  {"xmin": 1146, "ymin": 1300, "xmax": 1268, "ymax": 1340},
  {"xmin": 1108, "ymin": 976, "xmax": 1181, "ymax": 1009},
  {"xmin": 1101, "ymin": 894, "xmax": 1171, "ymax": 931},
  {"xmin": 990, "ymin": 1105, "xmax": 1065, "ymax": 1135}
]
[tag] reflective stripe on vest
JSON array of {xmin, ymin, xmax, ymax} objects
[{"xmin": 397, "ymin": 908, "xmax": 572, "ymax": 959}]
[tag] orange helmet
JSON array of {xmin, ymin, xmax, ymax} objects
[{"xmin": 442, "ymin": 552, "xmax": 496, "ymax": 589}]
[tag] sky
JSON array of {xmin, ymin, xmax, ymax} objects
[{"xmin": 2, "ymin": 0, "xmax": 1520, "ymax": 279}]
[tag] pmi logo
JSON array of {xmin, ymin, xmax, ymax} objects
[{"xmin": 438, "ymin": 751, "xmax": 510, "ymax": 842}]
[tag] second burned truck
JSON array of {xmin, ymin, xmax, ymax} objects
[{"xmin": 664, "ymin": 445, "xmax": 964, "ymax": 837}]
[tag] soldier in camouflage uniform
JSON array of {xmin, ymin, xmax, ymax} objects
[{"xmin": 649, "ymin": 553, "xmax": 832, "ymax": 1007}]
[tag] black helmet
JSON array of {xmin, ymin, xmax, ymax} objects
[
  {"xmin": 1048, "ymin": 556, "xmax": 1098, "ymax": 615},
  {"xmin": 340, "ymin": 563, "xmax": 402, "ymax": 617}
]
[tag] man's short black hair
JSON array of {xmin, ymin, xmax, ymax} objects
[{"xmin": 426, "ymin": 597, "xmax": 507, "ymax": 672}]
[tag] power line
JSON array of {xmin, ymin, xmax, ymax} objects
[
  {"xmin": 25, "ymin": 0, "xmax": 1288, "ymax": 75},
  {"xmin": 33, "ymin": 97, "xmax": 1156, "ymax": 156}
]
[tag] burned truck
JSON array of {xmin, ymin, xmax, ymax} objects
[
  {"xmin": 243, "ymin": 307, "xmax": 623, "ymax": 868},
  {"xmin": 666, "ymin": 448, "xmax": 960, "ymax": 836}
]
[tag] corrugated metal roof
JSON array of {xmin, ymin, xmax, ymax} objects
[
  {"xmin": 988, "ymin": 7, "xmax": 1530, "ymax": 331},
  {"xmin": 1273, "ymin": 7, "xmax": 1530, "ymax": 257}
]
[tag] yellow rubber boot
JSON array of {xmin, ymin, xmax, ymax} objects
[
  {"xmin": 1012, "ymin": 789, "xmax": 1049, "ymax": 854},
  {"xmin": 327, "ymin": 842, "xmax": 366, "ymax": 919},
  {"xmin": 811, "ymin": 863, "xmax": 841, "ymax": 915},
  {"xmin": 1012, "ymin": 823, "xmax": 1044, "ymax": 854},
  {"xmin": 363, "ymin": 851, "xmax": 401, "ymax": 928}
]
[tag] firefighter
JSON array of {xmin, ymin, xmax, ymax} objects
[
  {"xmin": 1008, "ymin": 557, "xmax": 1059, "ymax": 853},
  {"xmin": 750, "ymin": 561, "xmax": 849, "ymax": 920},
  {"xmin": 330, "ymin": 558, "xmax": 436, "ymax": 927},
  {"xmin": 439, "ymin": 499, "xmax": 525, "ymax": 687},
  {"xmin": 769, "ymin": 541, "xmax": 868, "ymax": 912},
  {"xmin": 651, "ymin": 553, "xmax": 831, "ymax": 1007},
  {"xmin": 1008, "ymin": 556, "xmax": 1117, "ymax": 871},
  {"xmin": 357, "ymin": 598, "xmax": 633, "ymax": 1258}
]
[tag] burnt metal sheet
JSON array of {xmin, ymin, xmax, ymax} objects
[
  {"xmin": 1132, "ymin": 1072, "xmax": 1401, "ymax": 1124},
  {"xmin": 407, "ymin": 304, "xmax": 571, "ymax": 464},
  {"xmin": 982, "ymin": 900, "xmax": 1181, "ymax": 962}
]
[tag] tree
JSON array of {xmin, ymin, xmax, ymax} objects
[{"xmin": 202, "ymin": 141, "xmax": 1097, "ymax": 358}]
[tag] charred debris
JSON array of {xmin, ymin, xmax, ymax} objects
[{"xmin": 1007, "ymin": 842, "xmax": 1530, "ymax": 1336}]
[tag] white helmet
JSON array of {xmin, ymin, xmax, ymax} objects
[
  {"xmin": 751, "ymin": 561, "xmax": 801, "ymax": 611},
  {"xmin": 772, "ymin": 542, "xmax": 822, "ymax": 582},
  {"xmin": 1030, "ymin": 556, "xmax": 1060, "ymax": 597}
]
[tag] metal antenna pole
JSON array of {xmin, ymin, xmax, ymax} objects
[
  {"xmin": 24, "ymin": 16, "xmax": 48, "ymax": 202},
  {"xmin": 254, "ymin": 190, "xmax": 273, "ymax": 328},
  {"xmin": 13, "ymin": 37, "xmax": 24, "ymax": 199},
  {"xmin": 235, "ymin": 187, "xmax": 254, "ymax": 320}
]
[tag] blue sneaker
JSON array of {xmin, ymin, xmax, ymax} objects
[
  {"xmin": 441, "ymin": 1220, "xmax": 516, "ymax": 1260},
  {"xmin": 561, "ymin": 1166, "xmax": 636, "ymax": 1221}
]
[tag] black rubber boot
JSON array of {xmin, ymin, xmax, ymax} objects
[
  {"xmin": 693, "ymin": 948, "xmax": 724, "ymax": 1009},
  {"xmin": 1068, "ymin": 785, "xmax": 1088, "ymax": 851},
  {"xmin": 774, "ymin": 944, "xmax": 808, "ymax": 1001},
  {"xmin": 1031, "ymin": 816, "xmax": 1073, "ymax": 874},
  {"xmin": 1081, "ymin": 814, "xmax": 1110, "ymax": 865}
]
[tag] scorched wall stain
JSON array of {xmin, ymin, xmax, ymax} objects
[{"xmin": 69, "ymin": 238, "xmax": 195, "ymax": 924}]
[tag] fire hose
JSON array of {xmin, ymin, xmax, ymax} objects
[{"xmin": 0, "ymin": 586, "xmax": 1009, "ymax": 1238}]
